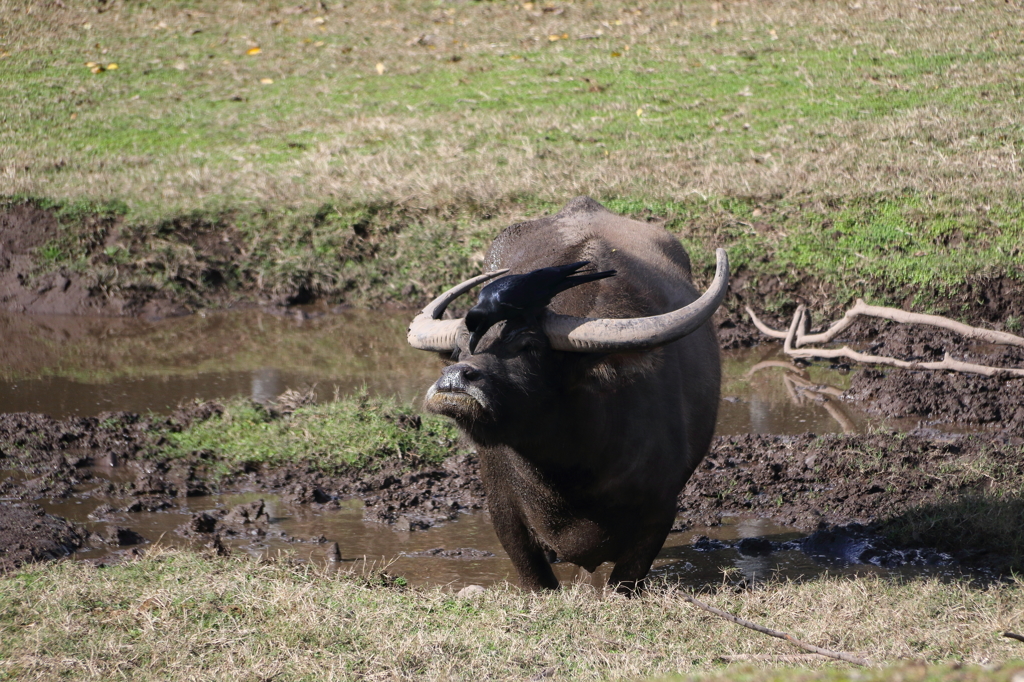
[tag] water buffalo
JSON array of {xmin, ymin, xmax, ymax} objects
[{"xmin": 407, "ymin": 196, "xmax": 728, "ymax": 592}]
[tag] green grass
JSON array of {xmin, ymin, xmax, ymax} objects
[
  {"xmin": 3, "ymin": 1, "xmax": 1023, "ymax": 318},
  {"xmin": 163, "ymin": 392, "xmax": 462, "ymax": 474},
  {"xmin": 1, "ymin": 549, "xmax": 1021, "ymax": 681}
]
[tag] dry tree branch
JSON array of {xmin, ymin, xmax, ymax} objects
[
  {"xmin": 683, "ymin": 593, "xmax": 875, "ymax": 667},
  {"xmin": 747, "ymin": 304, "xmax": 1024, "ymax": 378},
  {"xmin": 798, "ymin": 299, "xmax": 1024, "ymax": 348},
  {"xmin": 747, "ymin": 307, "xmax": 791, "ymax": 340},
  {"xmin": 746, "ymin": 300, "xmax": 1024, "ymax": 348}
]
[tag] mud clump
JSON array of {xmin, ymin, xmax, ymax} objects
[
  {"xmin": 839, "ymin": 323, "xmax": 1024, "ymax": 434},
  {"xmin": 848, "ymin": 368, "xmax": 1024, "ymax": 434},
  {"xmin": 177, "ymin": 500, "xmax": 271, "ymax": 540},
  {"xmin": 92, "ymin": 526, "xmax": 146, "ymax": 547},
  {"xmin": 0, "ymin": 504, "xmax": 85, "ymax": 571},
  {"xmin": 0, "ymin": 411, "xmax": 154, "ymax": 473},
  {"xmin": 351, "ymin": 454, "xmax": 486, "ymax": 530},
  {"xmin": 2, "ymin": 404, "xmax": 1021, "ymax": 573},
  {"xmin": 244, "ymin": 452, "xmax": 486, "ymax": 531},
  {"xmin": 680, "ymin": 433, "xmax": 1022, "ymax": 531},
  {"xmin": 406, "ymin": 547, "xmax": 495, "ymax": 559}
]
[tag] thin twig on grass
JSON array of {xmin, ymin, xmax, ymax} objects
[
  {"xmin": 720, "ymin": 654, "xmax": 831, "ymax": 663},
  {"xmin": 1004, "ymin": 632, "xmax": 1024, "ymax": 644},
  {"xmin": 682, "ymin": 593, "xmax": 875, "ymax": 667}
]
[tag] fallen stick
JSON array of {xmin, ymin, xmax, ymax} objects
[
  {"xmin": 1004, "ymin": 631, "xmax": 1024, "ymax": 644},
  {"xmin": 720, "ymin": 654, "xmax": 830, "ymax": 663},
  {"xmin": 746, "ymin": 301, "xmax": 1024, "ymax": 349},
  {"xmin": 682, "ymin": 593, "xmax": 875, "ymax": 667},
  {"xmin": 788, "ymin": 345, "xmax": 1024, "ymax": 379},
  {"xmin": 773, "ymin": 307, "xmax": 1024, "ymax": 378}
]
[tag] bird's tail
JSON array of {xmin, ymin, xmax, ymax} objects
[{"xmin": 559, "ymin": 267, "xmax": 617, "ymax": 291}]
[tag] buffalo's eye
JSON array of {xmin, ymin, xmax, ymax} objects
[{"xmin": 504, "ymin": 330, "xmax": 543, "ymax": 353}]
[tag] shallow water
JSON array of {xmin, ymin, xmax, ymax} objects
[
  {"xmin": 0, "ymin": 308, "xmax": 965, "ymax": 586},
  {"xmin": 0, "ymin": 308, "xmax": 869, "ymax": 436},
  {"xmin": 33, "ymin": 466, "xmax": 942, "ymax": 590}
]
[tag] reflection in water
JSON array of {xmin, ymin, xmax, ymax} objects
[
  {"xmin": 0, "ymin": 308, "xmax": 441, "ymax": 418},
  {"xmin": 0, "ymin": 309, "xmax": 875, "ymax": 435},
  {"xmin": 716, "ymin": 346, "xmax": 865, "ymax": 435},
  {"xmin": 748, "ymin": 396, "xmax": 772, "ymax": 435},
  {"xmin": 251, "ymin": 368, "xmax": 283, "ymax": 405}
]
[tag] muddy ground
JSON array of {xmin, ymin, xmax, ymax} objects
[
  {"xmin": 2, "ymin": 402, "xmax": 1021, "ymax": 575},
  {"xmin": 4, "ymin": 203, "xmax": 1024, "ymax": 575}
]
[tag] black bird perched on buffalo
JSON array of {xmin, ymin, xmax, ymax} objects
[{"xmin": 465, "ymin": 260, "xmax": 616, "ymax": 354}]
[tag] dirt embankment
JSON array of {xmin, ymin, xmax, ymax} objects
[
  {"xmin": 5, "ymin": 201, "xmax": 1024, "ymax": 344},
  {"xmin": 2, "ymin": 407, "xmax": 1020, "ymax": 573},
  {"xmin": 1, "ymin": 203, "xmax": 215, "ymax": 318}
]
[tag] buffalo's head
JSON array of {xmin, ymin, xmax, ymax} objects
[
  {"xmin": 424, "ymin": 318, "xmax": 564, "ymax": 445},
  {"xmin": 407, "ymin": 250, "xmax": 729, "ymax": 445}
]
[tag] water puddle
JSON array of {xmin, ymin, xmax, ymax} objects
[
  {"xmin": 1, "ymin": 309, "xmax": 973, "ymax": 587},
  {"xmin": 33, "ymin": 467, "xmax": 951, "ymax": 590},
  {"xmin": 1, "ymin": 308, "xmax": 876, "ymax": 436},
  {"xmin": 0, "ymin": 308, "xmax": 437, "ymax": 416}
]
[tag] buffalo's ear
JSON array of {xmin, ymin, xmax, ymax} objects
[{"xmin": 567, "ymin": 348, "xmax": 664, "ymax": 391}]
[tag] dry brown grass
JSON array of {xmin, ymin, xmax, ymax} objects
[
  {"xmin": 2, "ymin": 0, "xmax": 1022, "ymax": 213},
  {"xmin": 1, "ymin": 548, "xmax": 1022, "ymax": 680}
]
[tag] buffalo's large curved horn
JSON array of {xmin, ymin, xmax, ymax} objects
[
  {"xmin": 407, "ymin": 269, "xmax": 510, "ymax": 351},
  {"xmin": 541, "ymin": 249, "xmax": 729, "ymax": 352}
]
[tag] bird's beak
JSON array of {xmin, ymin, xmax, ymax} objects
[{"xmin": 468, "ymin": 330, "xmax": 482, "ymax": 355}]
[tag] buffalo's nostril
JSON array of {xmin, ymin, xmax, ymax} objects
[{"xmin": 437, "ymin": 364, "xmax": 479, "ymax": 392}]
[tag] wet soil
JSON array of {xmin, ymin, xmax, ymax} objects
[
  {"xmin": 2, "ymin": 406, "xmax": 1020, "ymax": 575},
  {"xmin": 0, "ymin": 204, "xmax": 186, "ymax": 318},
  {"xmin": 839, "ymin": 323, "xmax": 1024, "ymax": 436},
  {"xmin": 0, "ymin": 504, "xmax": 85, "ymax": 571}
]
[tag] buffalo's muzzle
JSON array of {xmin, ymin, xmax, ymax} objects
[{"xmin": 425, "ymin": 364, "xmax": 488, "ymax": 417}]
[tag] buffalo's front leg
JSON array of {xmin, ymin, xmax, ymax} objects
[
  {"xmin": 480, "ymin": 450, "xmax": 559, "ymax": 590},
  {"xmin": 607, "ymin": 515, "xmax": 674, "ymax": 595},
  {"xmin": 489, "ymin": 504, "xmax": 559, "ymax": 591}
]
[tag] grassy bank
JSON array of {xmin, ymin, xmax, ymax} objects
[
  {"xmin": 5, "ymin": 191, "xmax": 1022, "ymax": 322},
  {"xmin": 2, "ymin": 0, "xmax": 1023, "ymax": 319},
  {"xmin": 1, "ymin": 548, "xmax": 1021, "ymax": 681},
  {"xmin": 163, "ymin": 393, "xmax": 462, "ymax": 474}
]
